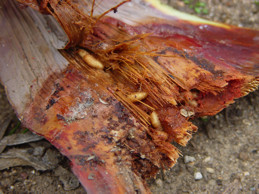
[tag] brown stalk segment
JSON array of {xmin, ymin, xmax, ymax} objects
[
  {"xmin": 21, "ymin": 63, "xmax": 179, "ymax": 193},
  {"xmin": 1, "ymin": 0, "xmax": 259, "ymax": 193}
]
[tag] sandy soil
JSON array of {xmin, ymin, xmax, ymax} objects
[{"xmin": 0, "ymin": 0, "xmax": 258, "ymax": 193}]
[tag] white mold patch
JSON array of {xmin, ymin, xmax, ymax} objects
[{"xmin": 64, "ymin": 92, "xmax": 94, "ymax": 122}]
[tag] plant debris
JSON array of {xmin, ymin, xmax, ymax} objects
[
  {"xmin": 0, "ymin": 0, "xmax": 258, "ymax": 193},
  {"xmin": 0, "ymin": 147, "xmax": 62, "ymax": 171},
  {"xmin": 0, "ymin": 132, "xmax": 43, "ymax": 147}
]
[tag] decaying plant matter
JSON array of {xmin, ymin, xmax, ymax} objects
[{"xmin": 0, "ymin": 0, "xmax": 258, "ymax": 193}]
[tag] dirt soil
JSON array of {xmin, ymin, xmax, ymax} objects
[{"xmin": 0, "ymin": 0, "xmax": 258, "ymax": 193}]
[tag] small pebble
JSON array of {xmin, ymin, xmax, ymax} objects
[
  {"xmin": 10, "ymin": 169, "xmax": 17, "ymax": 175},
  {"xmin": 10, "ymin": 186, "xmax": 14, "ymax": 190},
  {"xmin": 20, "ymin": 172, "xmax": 28, "ymax": 179},
  {"xmin": 155, "ymin": 179, "xmax": 163, "ymax": 187},
  {"xmin": 184, "ymin": 155, "xmax": 196, "ymax": 164},
  {"xmin": 244, "ymin": 171, "xmax": 250, "ymax": 176},
  {"xmin": 44, "ymin": 181, "xmax": 50, "ymax": 187},
  {"xmin": 216, "ymin": 179, "xmax": 223, "ymax": 186},
  {"xmin": 242, "ymin": 119, "xmax": 251, "ymax": 126},
  {"xmin": 203, "ymin": 156, "xmax": 211, "ymax": 163},
  {"xmin": 194, "ymin": 172, "xmax": 203, "ymax": 180},
  {"xmin": 239, "ymin": 152, "xmax": 249, "ymax": 161},
  {"xmin": 23, "ymin": 179, "xmax": 31, "ymax": 185},
  {"xmin": 206, "ymin": 167, "xmax": 215, "ymax": 174}
]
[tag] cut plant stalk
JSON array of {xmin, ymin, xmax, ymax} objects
[{"xmin": 1, "ymin": 0, "xmax": 258, "ymax": 193}]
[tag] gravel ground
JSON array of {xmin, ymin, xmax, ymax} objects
[
  {"xmin": 165, "ymin": 0, "xmax": 259, "ymax": 29},
  {"xmin": 0, "ymin": 0, "xmax": 258, "ymax": 193}
]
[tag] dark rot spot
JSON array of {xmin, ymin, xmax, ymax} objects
[
  {"xmin": 56, "ymin": 114, "xmax": 65, "ymax": 121},
  {"xmin": 113, "ymin": 8, "xmax": 117, "ymax": 13},
  {"xmin": 46, "ymin": 83, "xmax": 65, "ymax": 109},
  {"xmin": 53, "ymin": 83, "xmax": 64, "ymax": 97},
  {"xmin": 114, "ymin": 102, "xmax": 129, "ymax": 122},
  {"xmin": 188, "ymin": 56, "xmax": 224, "ymax": 78},
  {"xmin": 46, "ymin": 98, "xmax": 56, "ymax": 110}
]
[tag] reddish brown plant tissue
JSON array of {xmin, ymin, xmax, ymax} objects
[{"xmin": 1, "ymin": 0, "xmax": 259, "ymax": 193}]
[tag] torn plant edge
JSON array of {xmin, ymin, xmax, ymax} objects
[{"xmin": 1, "ymin": 0, "xmax": 259, "ymax": 193}]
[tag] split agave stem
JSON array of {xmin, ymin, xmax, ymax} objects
[{"xmin": 1, "ymin": 0, "xmax": 259, "ymax": 193}]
